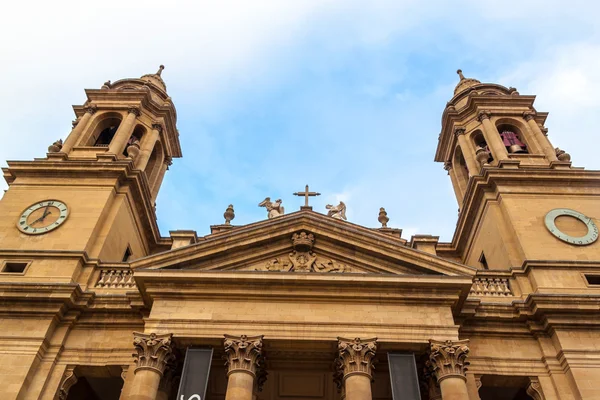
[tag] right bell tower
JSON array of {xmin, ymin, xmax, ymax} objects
[{"xmin": 435, "ymin": 70, "xmax": 600, "ymax": 271}]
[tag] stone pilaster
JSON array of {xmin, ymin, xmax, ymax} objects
[{"xmin": 336, "ymin": 337, "xmax": 377, "ymax": 400}]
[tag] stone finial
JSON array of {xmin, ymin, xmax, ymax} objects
[
  {"xmin": 156, "ymin": 65, "xmax": 165, "ymax": 76},
  {"xmin": 457, "ymin": 69, "xmax": 465, "ymax": 81},
  {"xmin": 126, "ymin": 137, "xmax": 141, "ymax": 160},
  {"xmin": 223, "ymin": 334, "xmax": 264, "ymax": 377},
  {"xmin": 378, "ymin": 207, "xmax": 389, "ymax": 228},
  {"xmin": 428, "ymin": 339, "xmax": 470, "ymax": 383},
  {"xmin": 475, "ymin": 146, "xmax": 491, "ymax": 167},
  {"xmin": 224, "ymin": 204, "xmax": 235, "ymax": 225},
  {"xmin": 336, "ymin": 337, "xmax": 378, "ymax": 380},
  {"xmin": 555, "ymin": 147, "xmax": 571, "ymax": 162},
  {"xmin": 48, "ymin": 139, "xmax": 63, "ymax": 153},
  {"xmin": 132, "ymin": 332, "xmax": 175, "ymax": 375}
]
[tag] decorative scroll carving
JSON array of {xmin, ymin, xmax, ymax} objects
[
  {"xmin": 336, "ymin": 337, "xmax": 378, "ymax": 380},
  {"xmin": 223, "ymin": 334, "xmax": 264, "ymax": 377},
  {"xmin": 470, "ymin": 277, "xmax": 512, "ymax": 297},
  {"xmin": 57, "ymin": 366, "xmax": 78, "ymax": 400},
  {"xmin": 128, "ymin": 106, "xmax": 141, "ymax": 116},
  {"xmin": 132, "ymin": 332, "xmax": 175, "ymax": 375},
  {"xmin": 477, "ymin": 110, "xmax": 491, "ymax": 122},
  {"xmin": 428, "ymin": 339, "xmax": 470, "ymax": 383},
  {"xmin": 523, "ymin": 111, "xmax": 536, "ymax": 121},
  {"xmin": 526, "ymin": 377, "xmax": 545, "ymax": 400},
  {"xmin": 95, "ymin": 269, "xmax": 136, "ymax": 289},
  {"xmin": 84, "ymin": 103, "xmax": 98, "ymax": 115}
]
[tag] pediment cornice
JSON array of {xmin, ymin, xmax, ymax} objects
[{"xmin": 132, "ymin": 211, "xmax": 476, "ymax": 276}]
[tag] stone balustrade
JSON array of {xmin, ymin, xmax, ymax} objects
[
  {"xmin": 95, "ymin": 268, "xmax": 136, "ymax": 289},
  {"xmin": 470, "ymin": 277, "xmax": 512, "ymax": 296}
]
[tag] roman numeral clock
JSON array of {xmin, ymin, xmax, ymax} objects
[{"xmin": 17, "ymin": 200, "xmax": 69, "ymax": 235}]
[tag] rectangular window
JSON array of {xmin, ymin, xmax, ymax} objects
[
  {"xmin": 1, "ymin": 261, "xmax": 29, "ymax": 273},
  {"xmin": 585, "ymin": 275, "xmax": 600, "ymax": 285}
]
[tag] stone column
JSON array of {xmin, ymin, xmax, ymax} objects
[
  {"xmin": 108, "ymin": 106, "xmax": 140, "ymax": 156},
  {"xmin": 454, "ymin": 127, "xmax": 480, "ymax": 176},
  {"xmin": 444, "ymin": 163, "xmax": 462, "ymax": 205},
  {"xmin": 335, "ymin": 337, "xmax": 378, "ymax": 400},
  {"xmin": 129, "ymin": 332, "xmax": 175, "ymax": 400},
  {"xmin": 60, "ymin": 104, "xmax": 97, "ymax": 154},
  {"xmin": 136, "ymin": 122, "xmax": 162, "ymax": 171},
  {"xmin": 151, "ymin": 156, "xmax": 172, "ymax": 202},
  {"xmin": 477, "ymin": 111, "xmax": 508, "ymax": 163},
  {"xmin": 429, "ymin": 339, "xmax": 470, "ymax": 400},
  {"xmin": 523, "ymin": 111, "xmax": 558, "ymax": 162},
  {"xmin": 224, "ymin": 334, "xmax": 265, "ymax": 400}
]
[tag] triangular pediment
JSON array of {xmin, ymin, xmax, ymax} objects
[{"xmin": 131, "ymin": 211, "xmax": 476, "ymax": 276}]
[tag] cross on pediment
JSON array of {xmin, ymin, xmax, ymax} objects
[{"xmin": 293, "ymin": 185, "xmax": 321, "ymax": 210}]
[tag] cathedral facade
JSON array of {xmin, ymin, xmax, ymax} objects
[{"xmin": 0, "ymin": 67, "xmax": 599, "ymax": 400}]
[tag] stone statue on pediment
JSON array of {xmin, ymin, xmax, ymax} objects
[
  {"xmin": 259, "ymin": 197, "xmax": 285, "ymax": 219},
  {"xmin": 326, "ymin": 201, "xmax": 347, "ymax": 220}
]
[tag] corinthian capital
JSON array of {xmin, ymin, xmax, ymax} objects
[
  {"xmin": 477, "ymin": 110, "xmax": 491, "ymax": 122},
  {"xmin": 132, "ymin": 332, "xmax": 175, "ymax": 376},
  {"xmin": 84, "ymin": 103, "xmax": 98, "ymax": 115},
  {"xmin": 223, "ymin": 334, "xmax": 264, "ymax": 377},
  {"xmin": 336, "ymin": 337, "xmax": 378, "ymax": 380},
  {"xmin": 454, "ymin": 126, "xmax": 466, "ymax": 136},
  {"xmin": 128, "ymin": 106, "xmax": 141, "ymax": 116},
  {"xmin": 152, "ymin": 121, "xmax": 164, "ymax": 133},
  {"xmin": 428, "ymin": 339, "xmax": 470, "ymax": 383},
  {"xmin": 523, "ymin": 111, "xmax": 536, "ymax": 121}
]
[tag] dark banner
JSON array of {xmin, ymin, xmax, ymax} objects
[
  {"xmin": 388, "ymin": 353, "xmax": 421, "ymax": 400},
  {"xmin": 176, "ymin": 348, "xmax": 213, "ymax": 400}
]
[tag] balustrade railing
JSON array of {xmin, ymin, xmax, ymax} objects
[
  {"xmin": 95, "ymin": 269, "xmax": 136, "ymax": 289},
  {"xmin": 470, "ymin": 277, "xmax": 513, "ymax": 296}
]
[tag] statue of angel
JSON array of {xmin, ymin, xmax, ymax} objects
[
  {"xmin": 258, "ymin": 197, "xmax": 285, "ymax": 219},
  {"xmin": 326, "ymin": 201, "xmax": 347, "ymax": 220}
]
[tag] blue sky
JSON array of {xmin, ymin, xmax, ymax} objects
[{"xmin": 1, "ymin": 1, "xmax": 599, "ymax": 241}]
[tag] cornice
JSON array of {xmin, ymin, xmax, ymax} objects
[
  {"xmin": 131, "ymin": 211, "xmax": 477, "ymax": 277},
  {"xmin": 2, "ymin": 160, "xmax": 163, "ymax": 252}
]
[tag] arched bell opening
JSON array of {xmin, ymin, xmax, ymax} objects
[
  {"xmin": 82, "ymin": 112, "xmax": 123, "ymax": 148},
  {"xmin": 452, "ymin": 145, "xmax": 469, "ymax": 202},
  {"xmin": 124, "ymin": 125, "xmax": 146, "ymax": 158},
  {"xmin": 495, "ymin": 121, "xmax": 529, "ymax": 155}
]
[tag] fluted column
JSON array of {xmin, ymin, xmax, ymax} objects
[
  {"xmin": 523, "ymin": 111, "xmax": 558, "ymax": 162},
  {"xmin": 224, "ymin": 334, "xmax": 265, "ymax": 400},
  {"xmin": 129, "ymin": 332, "xmax": 175, "ymax": 400},
  {"xmin": 136, "ymin": 122, "xmax": 162, "ymax": 171},
  {"xmin": 454, "ymin": 127, "xmax": 479, "ymax": 176},
  {"xmin": 108, "ymin": 106, "xmax": 140, "ymax": 156},
  {"xmin": 429, "ymin": 339, "xmax": 470, "ymax": 400},
  {"xmin": 477, "ymin": 111, "xmax": 508, "ymax": 163},
  {"xmin": 60, "ymin": 104, "xmax": 97, "ymax": 154},
  {"xmin": 335, "ymin": 337, "xmax": 377, "ymax": 400}
]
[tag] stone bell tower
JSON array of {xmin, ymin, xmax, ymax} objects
[
  {"xmin": 435, "ymin": 70, "xmax": 600, "ymax": 271},
  {"xmin": 0, "ymin": 66, "xmax": 181, "ymax": 269}
]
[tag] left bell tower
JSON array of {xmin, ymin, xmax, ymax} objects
[{"xmin": 0, "ymin": 65, "xmax": 181, "ymax": 266}]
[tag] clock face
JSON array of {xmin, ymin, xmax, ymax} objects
[
  {"xmin": 17, "ymin": 200, "xmax": 69, "ymax": 235},
  {"xmin": 544, "ymin": 208, "xmax": 598, "ymax": 246}
]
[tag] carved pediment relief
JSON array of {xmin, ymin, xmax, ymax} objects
[{"xmin": 245, "ymin": 231, "xmax": 362, "ymax": 273}]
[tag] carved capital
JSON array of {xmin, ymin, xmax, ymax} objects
[
  {"xmin": 57, "ymin": 366, "xmax": 78, "ymax": 400},
  {"xmin": 223, "ymin": 334, "xmax": 264, "ymax": 377},
  {"xmin": 526, "ymin": 377, "xmax": 545, "ymax": 400},
  {"xmin": 336, "ymin": 337, "xmax": 378, "ymax": 380},
  {"xmin": 443, "ymin": 161, "xmax": 453, "ymax": 171},
  {"xmin": 523, "ymin": 111, "xmax": 536, "ymax": 121},
  {"xmin": 152, "ymin": 121, "xmax": 164, "ymax": 133},
  {"xmin": 164, "ymin": 155, "xmax": 173, "ymax": 166},
  {"xmin": 132, "ymin": 332, "xmax": 175, "ymax": 376},
  {"xmin": 84, "ymin": 104, "xmax": 98, "ymax": 115},
  {"xmin": 454, "ymin": 126, "xmax": 466, "ymax": 137},
  {"xmin": 128, "ymin": 106, "xmax": 141, "ymax": 117},
  {"xmin": 477, "ymin": 110, "xmax": 491, "ymax": 122},
  {"xmin": 429, "ymin": 339, "xmax": 470, "ymax": 383}
]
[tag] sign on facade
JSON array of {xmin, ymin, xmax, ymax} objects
[{"xmin": 176, "ymin": 348, "xmax": 213, "ymax": 400}]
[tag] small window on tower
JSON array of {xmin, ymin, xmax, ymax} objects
[
  {"xmin": 479, "ymin": 252, "xmax": 489, "ymax": 270},
  {"xmin": 122, "ymin": 246, "xmax": 133, "ymax": 262}
]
